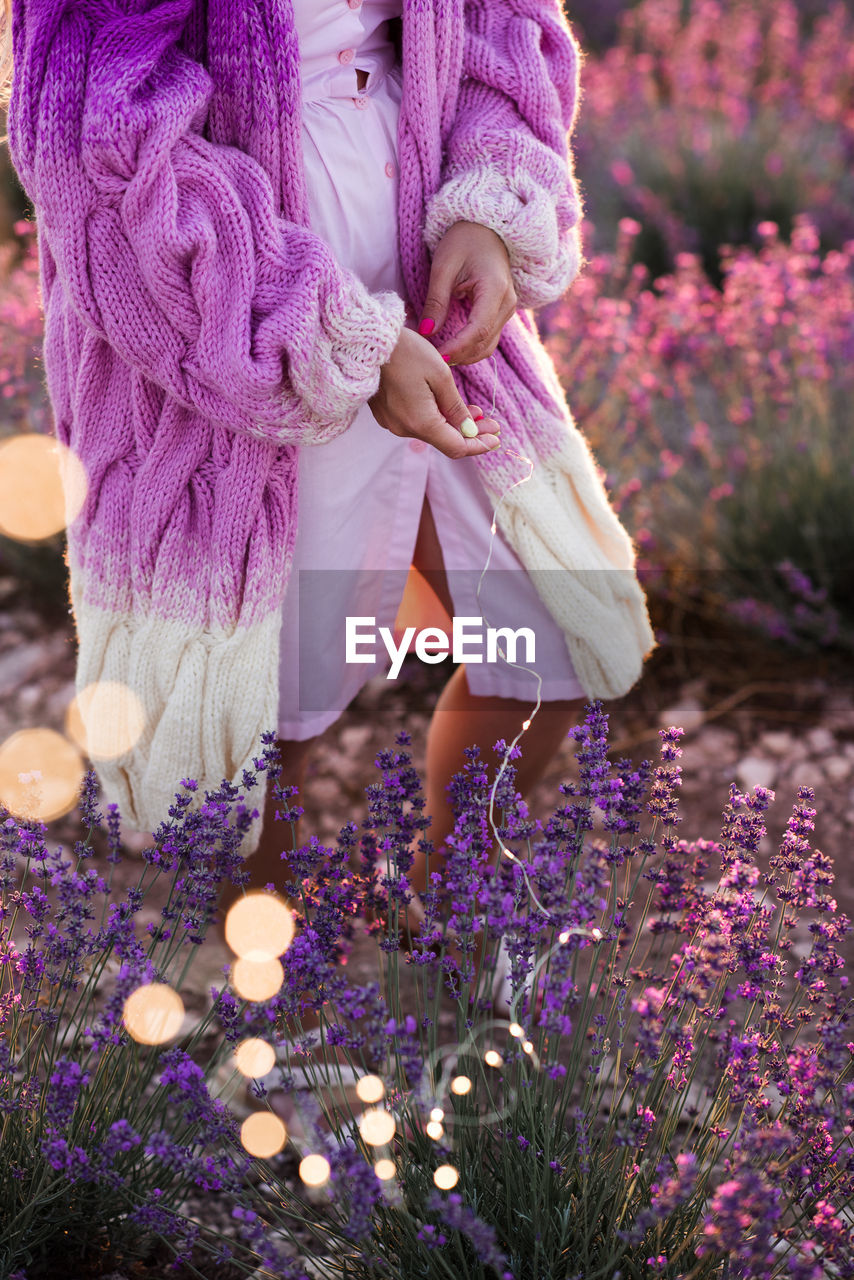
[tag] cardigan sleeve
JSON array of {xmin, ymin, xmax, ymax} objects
[
  {"xmin": 422, "ymin": 0, "xmax": 585, "ymax": 311},
  {"xmin": 6, "ymin": 0, "xmax": 407, "ymax": 446}
]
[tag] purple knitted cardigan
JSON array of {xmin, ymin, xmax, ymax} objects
[{"xmin": 8, "ymin": 0, "xmax": 655, "ymax": 849}]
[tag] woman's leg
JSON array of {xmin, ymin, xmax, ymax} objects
[
  {"xmin": 417, "ymin": 665, "xmax": 585, "ymax": 893},
  {"xmin": 410, "ymin": 495, "xmax": 585, "ymax": 898}
]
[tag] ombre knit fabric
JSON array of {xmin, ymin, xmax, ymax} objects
[{"xmin": 8, "ymin": 0, "xmax": 656, "ymax": 852}]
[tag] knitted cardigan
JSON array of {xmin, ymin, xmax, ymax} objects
[{"xmin": 8, "ymin": 0, "xmax": 656, "ymax": 851}]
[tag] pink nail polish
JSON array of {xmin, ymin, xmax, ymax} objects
[
  {"xmin": 418, "ymin": 317, "xmax": 435, "ymax": 336},
  {"xmin": 441, "ymin": 353, "xmax": 450, "ymax": 363}
]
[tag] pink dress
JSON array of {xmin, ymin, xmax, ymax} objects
[{"xmin": 278, "ymin": 0, "xmax": 585, "ymax": 739}]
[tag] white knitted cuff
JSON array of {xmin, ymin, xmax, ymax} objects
[
  {"xmin": 422, "ymin": 166, "xmax": 581, "ymax": 310},
  {"xmin": 294, "ymin": 286, "xmax": 408, "ymax": 442}
]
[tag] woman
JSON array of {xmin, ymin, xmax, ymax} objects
[{"xmin": 2, "ymin": 0, "xmax": 655, "ymax": 940}]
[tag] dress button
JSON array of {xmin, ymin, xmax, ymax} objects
[
  {"xmin": 338, "ymin": 47, "xmax": 355, "ymax": 64},
  {"xmin": 384, "ymin": 161, "xmax": 396, "ymax": 179},
  {"xmin": 409, "ymin": 439, "xmax": 427, "ymax": 453},
  {"xmin": 347, "ymin": 0, "xmax": 362, "ymax": 7},
  {"xmin": 353, "ymin": 96, "xmax": 369, "ymax": 109}
]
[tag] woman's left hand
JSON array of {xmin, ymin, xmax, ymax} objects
[{"xmin": 417, "ymin": 221, "xmax": 518, "ymax": 365}]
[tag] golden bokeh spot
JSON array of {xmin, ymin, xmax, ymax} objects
[
  {"xmin": 433, "ymin": 1164, "xmax": 459, "ymax": 1190},
  {"xmin": 123, "ymin": 983, "xmax": 184, "ymax": 1045},
  {"xmin": 0, "ymin": 728, "xmax": 85, "ymax": 823},
  {"xmin": 426, "ymin": 1120, "xmax": 444, "ymax": 1140},
  {"xmin": 356, "ymin": 1074, "xmax": 385, "ymax": 1104},
  {"xmin": 359, "ymin": 1108, "xmax": 396, "ymax": 1147},
  {"xmin": 374, "ymin": 1158, "xmax": 396, "ymax": 1181},
  {"xmin": 231, "ymin": 956, "xmax": 285, "ymax": 1002},
  {"xmin": 233, "ymin": 1038, "xmax": 276, "ymax": 1079},
  {"xmin": 225, "ymin": 892, "xmax": 295, "ymax": 962},
  {"xmin": 429, "ymin": 1107, "xmax": 444, "ymax": 1122},
  {"xmin": 299, "ymin": 1154, "xmax": 331, "ymax": 1186},
  {"xmin": 484, "ymin": 1050, "xmax": 503, "ymax": 1068},
  {"xmin": 522, "ymin": 1040, "xmax": 534, "ymax": 1054},
  {"xmin": 241, "ymin": 1112, "xmax": 287, "ymax": 1159},
  {"xmin": 450, "ymin": 1075, "xmax": 472, "ymax": 1095},
  {"xmin": 0, "ymin": 434, "xmax": 87, "ymax": 542},
  {"xmin": 67, "ymin": 681, "xmax": 147, "ymax": 761},
  {"xmin": 508, "ymin": 1022, "xmax": 524, "ymax": 1038}
]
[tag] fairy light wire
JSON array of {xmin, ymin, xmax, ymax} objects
[
  {"xmin": 469, "ymin": 354, "xmax": 600, "ymax": 933},
  {"xmin": 472, "ymin": 357, "xmax": 548, "ymax": 917}
]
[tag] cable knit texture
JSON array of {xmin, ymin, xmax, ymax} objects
[
  {"xmin": 421, "ymin": 0, "xmax": 585, "ymax": 308},
  {"xmin": 8, "ymin": 0, "xmax": 656, "ymax": 852}
]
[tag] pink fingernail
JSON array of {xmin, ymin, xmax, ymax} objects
[
  {"xmin": 441, "ymin": 353, "xmax": 450, "ymax": 363},
  {"xmin": 418, "ymin": 317, "xmax": 435, "ymax": 336}
]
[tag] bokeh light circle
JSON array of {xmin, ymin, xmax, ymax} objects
[
  {"xmin": 231, "ymin": 956, "xmax": 285, "ymax": 1002},
  {"xmin": 433, "ymin": 1165, "xmax": 459, "ymax": 1190},
  {"xmin": 356, "ymin": 1074, "xmax": 385, "ymax": 1104},
  {"xmin": 241, "ymin": 1112, "xmax": 287, "ymax": 1158},
  {"xmin": 0, "ymin": 728, "xmax": 85, "ymax": 822},
  {"xmin": 299, "ymin": 1154, "xmax": 331, "ymax": 1186},
  {"xmin": 233, "ymin": 1038, "xmax": 276, "ymax": 1079},
  {"xmin": 374, "ymin": 1158, "xmax": 396, "ymax": 1181},
  {"xmin": 426, "ymin": 1121, "xmax": 444, "ymax": 1140},
  {"xmin": 225, "ymin": 892, "xmax": 295, "ymax": 962},
  {"xmin": 429, "ymin": 1107, "xmax": 444, "ymax": 1122},
  {"xmin": 484, "ymin": 1050, "xmax": 503, "ymax": 1068},
  {"xmin": 122, "ymin": 983, "xmax": 184, "ymax": 1045},
  {"xmin": 0, "ymin": 433, "xmax": 87, "ymax": 542},
  {"xmin": 450, "ymin": 1075, "xmax": 472, "ymax": 1096},
  {"xmin": 359, "ymin": 1108, "xmax": 396, "ymax": 1147},
  {"xmin": 67, "ymin": 681, "xmax": 147, "ymax": 761}
]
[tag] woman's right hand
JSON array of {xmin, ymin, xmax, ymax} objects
[{"xmin": 368, "ymin": 327, "xmax": 501, "ymax": 459}]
